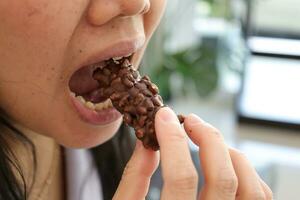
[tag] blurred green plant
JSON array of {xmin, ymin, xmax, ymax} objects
[
  {"xmin": 199, "ymin": 0, "xmax": 234, "ymax": 20},
  {"xmin": 142, "ymin": 39, "xmax": 219, "ymax": 101}
]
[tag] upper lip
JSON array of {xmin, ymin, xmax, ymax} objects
[{"xmin": 78, "ymin": 37, "xmax": 145, "ymax": 69}]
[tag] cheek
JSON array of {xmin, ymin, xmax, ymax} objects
[
  {"xmin": 0, "ymin": 1, "xmax": 86, "ymax": 72},
  {"xmin": 143, "ymin": 0, "xmax": 166, "ymax": 36},
  {"xmin": 0, "ymin": 0, "xmax": 86, "ymax": 108},
  {"xmin": 0, "ymin": 1, "xmax": 73, "ymax": 41},
  {"xmin": 133, "ymin": 0, "xmax": 166, "ymax": 68},
  {"xmin": 0, "ymin": 1, "xmax": 92, "ymax": 146}
]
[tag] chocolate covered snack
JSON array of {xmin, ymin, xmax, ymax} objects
[{"xmin": 92, "ymin": 57, "xmax": 185, "ymax": 150}]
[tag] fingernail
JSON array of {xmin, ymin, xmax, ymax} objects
[
  {"xmin": 188, "ymin": 114, "xmax": 204, "ymax": 125},
  {"xmin": 158, "ymin": 107, "xmax": 178, "ymax": 123}
]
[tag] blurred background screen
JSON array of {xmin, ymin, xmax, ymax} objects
[
  {"xmin": 238, "ymin": 0, "xmax": 300, "ymax": 128},
  {"xmin": 250, "ymin": 0, "xmax": 300, "ymax": 38}
]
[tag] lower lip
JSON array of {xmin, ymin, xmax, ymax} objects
[{"xmin": 69, "ymin": 93, "xmax": 122, "ymax": 125}]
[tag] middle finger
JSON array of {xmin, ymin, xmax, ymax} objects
[{"xmin": 184, "ymin": 114, "xmax": 238, "ymax": 200}]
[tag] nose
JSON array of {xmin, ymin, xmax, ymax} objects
[{"xmin": 87, "ymin": 0, "xmax": 150, "ymax": 26}]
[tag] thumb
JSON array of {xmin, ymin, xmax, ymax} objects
[{"xmin": 113, "ymin": 140, "xmax": 159, "ymax": 200}]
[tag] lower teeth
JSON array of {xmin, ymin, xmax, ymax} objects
[{"xmin": 71, "ymin": 92, "xmax": 113, "ymax": 111}]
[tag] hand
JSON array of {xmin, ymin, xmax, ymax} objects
[{"xmin": 113, "ymin": 107, "xmax": 273, "ymax": 200}]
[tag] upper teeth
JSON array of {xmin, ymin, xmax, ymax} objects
[
  {"xmin": 71, "ymin": 92, "xmax": 113, "ymax": 111},
  {"xmin": 112, "ymin": 56, "xmax": 123, "ymax": 61},
  {"xmin": 112, "ymin": 53, "xmax": 133, "ymax": 63}
]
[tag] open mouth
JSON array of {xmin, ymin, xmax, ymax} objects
[
  {"xmin": 68, "ymin": 54, "xmax": 133, "ymax": 113},
  {"xmin": 68, "ymin": 53, "xmax": 134, "ymax": 125}
]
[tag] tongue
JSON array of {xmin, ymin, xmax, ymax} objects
[
  {"xmin": 69, "ymin": 65, "xmax": 100, "ymax": 95},
  {"xmin": 82, "ymin": 89, "xmax": 107, "ymax": 103}
]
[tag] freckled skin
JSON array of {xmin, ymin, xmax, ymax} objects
[{"xmin": 0, "ymin": 0, "xmax": 166, "ymax": 148}]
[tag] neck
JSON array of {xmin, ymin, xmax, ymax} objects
[{"xmin": 4, "ymin": 116, "xmax": 64, "ymax": 200}]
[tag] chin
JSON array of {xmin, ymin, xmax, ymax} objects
[{"xmin": 53, "ymin": 117, "xmax": 123, "ymax": 149}]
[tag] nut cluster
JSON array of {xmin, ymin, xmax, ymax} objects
[{"xmin": 93, "ymin": 57, "xmax": 185, "ymax": 150}]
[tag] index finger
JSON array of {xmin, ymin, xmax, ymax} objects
[{"xmin": 155, "ymin": 107, "xmax": 198, "ymax": 200}]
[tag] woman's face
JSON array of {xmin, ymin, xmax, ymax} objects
[{"xmin": 0, "ymin": 0, "xmax": 166, "ymax": 148}]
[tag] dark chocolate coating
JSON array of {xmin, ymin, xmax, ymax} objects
[{"xmin": 92, "ymin": 58, "xmax": 185, "ymax": 150}]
